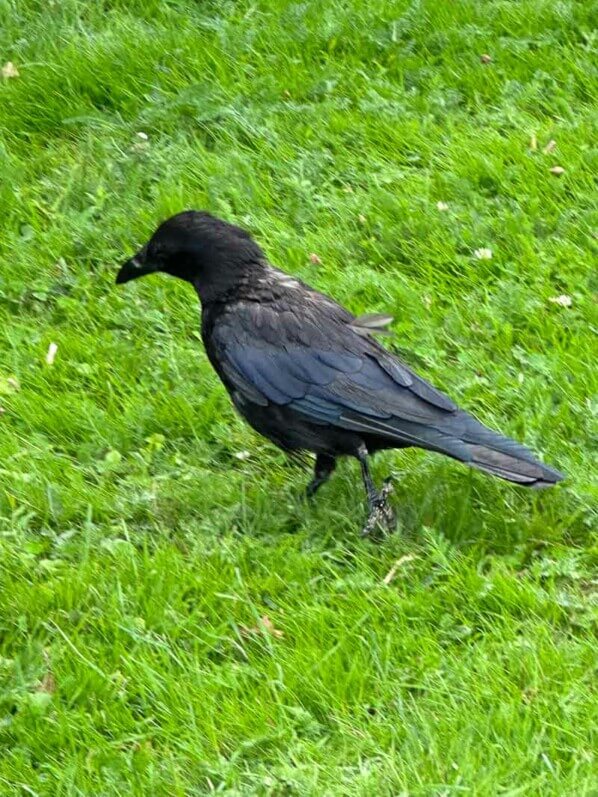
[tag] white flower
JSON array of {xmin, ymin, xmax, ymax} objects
[
  {"xmin": 1, "ymin": 62, "xmax": 19, "ymax": 79},
  {"xmin": 548, "ymin": 294, "xmax": 572, "ymax": 307},
  {"xmin": 474, "ymin": 248, "xmax": 493, "ymax": 260}
]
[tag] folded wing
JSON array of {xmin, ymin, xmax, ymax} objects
[{"xmin": 214, "ymin": 303, "xmax": 466, "ymax": 454}]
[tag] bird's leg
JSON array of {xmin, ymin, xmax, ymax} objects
[
  {"xmin": 357, "ymin": 444, "xmax": 396, "ymax": 538},
  {"xmin": 306, "ymin": 454, "xmax": 337, "ymax": 498}
]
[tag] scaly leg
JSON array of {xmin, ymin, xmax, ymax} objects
[{"xmin": 357, "ymin": 444, "xmax": 396, "ymax": 537}]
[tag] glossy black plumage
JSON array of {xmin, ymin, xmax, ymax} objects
[{"xmin": 116, "ymin": 210, "xmax": 563, "ymax": 533}]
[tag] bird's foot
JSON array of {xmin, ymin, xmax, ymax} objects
[
  {"xmin": 361, "ymin": 478, "xmax": 396, "ymax": 539},
  {"xmin": 304, "ymin": 480, "xmax": 320, "ymax": 500},
  {"xmin": 305, "ymin": 454, "xmax": 337, "ymax": 500}
]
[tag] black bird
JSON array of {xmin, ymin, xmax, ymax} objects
[{"xmin": 116, "ymin": 211, "xmax": 563, "ymax": 535}]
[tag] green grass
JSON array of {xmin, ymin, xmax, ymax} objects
[{"xmin": 1, "ymin": 0, "xmax": 596, "ymax": 794}]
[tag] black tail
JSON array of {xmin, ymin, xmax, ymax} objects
[
  {"xmin": 444, "ymin": 412, "xmax": 563, "ymax": 488},
  {"xmin": 341, "ymin": 408, "xmax": 563, "ymax": 487}
]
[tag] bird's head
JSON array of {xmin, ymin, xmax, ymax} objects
[{"xmin": 116, "ymin": 210, "xmax": 264, "ymax": 297}]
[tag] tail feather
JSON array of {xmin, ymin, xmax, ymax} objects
[
  {"xmin": 454, "ymin": 413, "xmax": 564, "ymax": 488},
  {"xmin": 342, "ymin": 407, "xmax": 564, "ymax": 487}
]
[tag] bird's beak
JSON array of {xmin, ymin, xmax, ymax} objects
[{"xmin": 115, "ymin": 245, "xmax": 157, "ymax": 285}]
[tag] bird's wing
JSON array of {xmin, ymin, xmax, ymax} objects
[{"xmin": 211, "ymin": 300, "xmax": 473, "ymax": 458}]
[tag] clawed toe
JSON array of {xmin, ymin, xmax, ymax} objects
[{"xmin": 361, "ymin": 479, "xmax": 396, "ymax": 539}]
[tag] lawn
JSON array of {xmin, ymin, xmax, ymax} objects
[{"xmin": 0, "ymin": 0, "xmax": 596, "ymax": 794}]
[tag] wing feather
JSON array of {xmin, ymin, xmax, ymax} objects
[{"xmin": 212, "ymin": 301, "xmax": 458, "ymax": 448}]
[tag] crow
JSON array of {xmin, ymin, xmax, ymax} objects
[{"xmin": 116, "ymin": 210, "xmax": 563, "ymax": 535}]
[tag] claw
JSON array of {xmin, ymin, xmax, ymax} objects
[{"xmin": 361, "ymin": 479, "xmax": 396, "ymax": 538}]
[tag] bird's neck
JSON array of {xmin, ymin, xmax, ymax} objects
[{"xmin": 192, "ymin": 256, "xmax": 269, "ymax": 305}]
